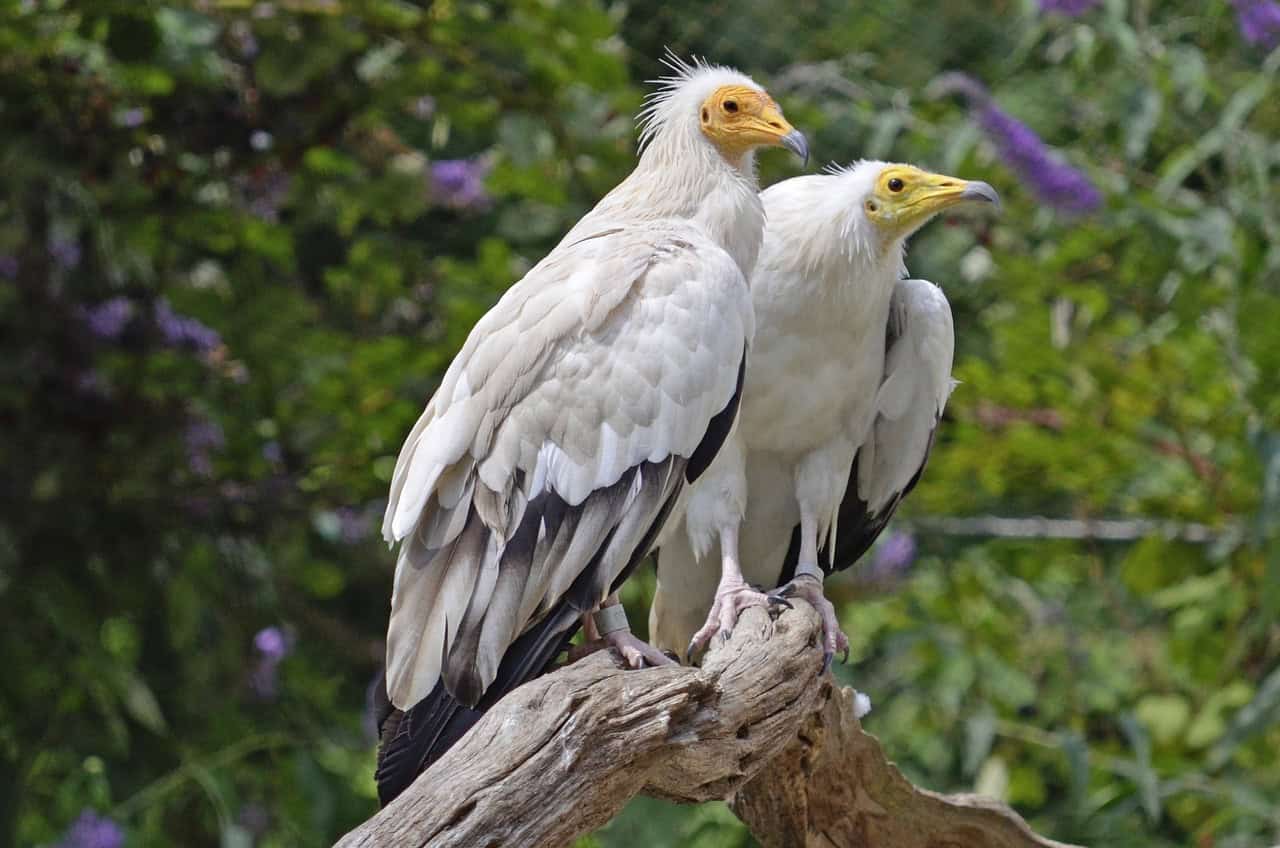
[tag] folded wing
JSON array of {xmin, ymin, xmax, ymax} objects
[
  {"xmin": 383, "ymin": 223, "xmax": 752, "ymax": 711},
  {"xmin": 779, "ymin": 277, "xmax": 954, "ymax": 580}
]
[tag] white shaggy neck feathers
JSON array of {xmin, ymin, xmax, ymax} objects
[
  {"xmin": 568, "ymin": 56, "xmax": 768, "ymax": 273},
  {"xmin": 756, "ymin": 161, "xmax": 907, "ymax": 308}
]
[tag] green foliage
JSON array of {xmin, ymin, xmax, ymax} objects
[{"xmin": 1, "ymin": 1, "xmax": 1277, "ymax": 845}]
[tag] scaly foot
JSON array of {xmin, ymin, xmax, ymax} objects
[
  {"xmin": 769, "ymin": 571, "xmax": 849, "ymax": 673},
  {"xmin": 686, "ymin": 578, "xmax": 789, "ymax": 661},
  {"xmin": 607, "ymin": 629, "xmax": 678, "ymax": 669},
  {"xmin": 567, "ymin": 630, "xmax": 677, "ymax": 669}
]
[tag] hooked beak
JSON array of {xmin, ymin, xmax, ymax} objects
[
  {"xmin": 756, "ymin": 102, "xmax": 808, "ymax": 166},
  {"xmin": 959, "ymin": 180, "xmax": 1000, "ymax": 209},
  {"xmin": 780, "ymin": 130, "xmax": 809, "ymax": 166},
  {"xmin": 912, "ymin": 175, "xmax": 1001, "ymax": 216}
]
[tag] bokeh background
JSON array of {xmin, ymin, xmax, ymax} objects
[{"xmin": 4, "ymin": 0, "xmax": 1279, "ymax": 845}]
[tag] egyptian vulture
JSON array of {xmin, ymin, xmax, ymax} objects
[
  {"xmin": 373, "ymin": 57, "xmax": 807, "ymax": 805},
  {"xmin": 651, "ymin": 161, "xmax": 998, "ymax": 668}
]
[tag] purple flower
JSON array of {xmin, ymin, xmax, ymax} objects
[
  {"xmin": 184, "ymin": 418, "xmax": 224, "ymax": 477},
  {"xmin": 254, "ymin": 626, "xmax": 289, "ymax": 661},
  {"xmin": 249, "ymin": 626, "xmax": 292, "ymax": 699},
  {"xmin": 248, "ymin": 658, "xmax": 280, "ymax": 699},
  {"xmin": 0, "ymin": 255, "xmax": 17, "ymax": 279},
  {"xmin": 50, "ymin": 237, "xmax": 82, "ymax": 270},
  {"xmin": 413, "ymin": 95, "xmax": 437, "ymax": 120},
  {"xmin": 1039, "ymin": 0, "xmax": 1098, "ymax": 15},
  {"xmin": 429, "ymin": 159, "xmax": 490, "ymax": 210},
  {"xmin": 59, "ymin": 810, "xmax": 124, "ymax": 848},
  {"xmin": 933, "ymin": 73, "xmax": 1102, "ymax": 215},
  {"xmin": 1233, "ymin": 0, "xmax": 1280, "ymax": 48},
  {"xmin": 336, "ymin": 506, "xmax": 373, "ymax": 544},
  {"xmin": 117, "ymin": 107, "xmax": 145, "ymax": 128},
  {"xmin": 235, "ymin": 168, "xmax": 291, "ymax": 223},
  {"xmin": 974, "ymin": 101, "xmax": 1102, "ymax": 215},
  {"xmin": 864, "ymin": 531, "xmax": 917, "ymax": 583},
  {"xmin": 155, "ymin": 299, "xmax": 223, "ymax": 353},
  {"xmin": 229, "ymin": 21, "xmax": 260, "ymax": 58},
  {"xmin": 261, "ymin": 441, "xmax": 283, "ymax": 464},
  {"xmin": 81, "ymin": 297, "xmax": 135, "ymax": 340},
  {"xmin": 237, "ymin": 803, "xmax": 271, "ymax": 837},
  {"xmin": 74, "ymin": 370, "xmax": 109, "ymax": 398}
]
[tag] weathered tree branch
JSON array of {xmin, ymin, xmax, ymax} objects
[{"xmin": 335, "ymin": 604, "xmax": 1082, "ymax": 848}]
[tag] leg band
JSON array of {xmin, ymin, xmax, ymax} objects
[{"xmin": 592, "ymin": 603, "xmax": 631, "ymax": 636}]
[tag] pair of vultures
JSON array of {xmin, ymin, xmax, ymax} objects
[{"xmin": 372, "ymin": 57, "xmax": 999, "ymax": 806}]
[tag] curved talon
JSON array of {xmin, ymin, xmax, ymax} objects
[
  {"xmin": 766, "ymin": 593, "xmax": 793, "ymax": 611},
  {"xmin": 687, "ymin": 579, "xmax": 773, "ymax": 661},
  {"xmin": 772, "ymin": 571, "xmax": 850, "ymax": 676}
]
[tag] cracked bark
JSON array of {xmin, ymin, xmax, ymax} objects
[{"xmin": 334, "ymin": 603, "xmax": 1083, "ymax": 848}]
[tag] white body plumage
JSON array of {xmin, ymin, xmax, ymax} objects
[
  {"xmin": 653, "ymin": 162, "xmax": 980, "ymax": 657},
  {"xmin": 380, "ymin": 60, "xmax": 801, "ymax": 713}
]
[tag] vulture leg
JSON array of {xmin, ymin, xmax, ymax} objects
[
  {"xmin": 770, "ymin": 509, "xmax": 849, "ymax": 673},
  {"xmin": 567, "ymin": 593, "xmax": 675, "ymax": 669},
  {"xmin": 686, "ymin": 524, "xmax": 778, "ymax": 659}
]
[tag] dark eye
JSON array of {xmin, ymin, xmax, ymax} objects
[
  {"xmin": 888, "ymin": 177, "xmax": 905, "ymax": 192},
  {"xmin": 701, "ymin": 107, "xmax": 709, "ymax": 122},
  {"xmin": 723, "ymin": 100, "xmax": 738, "ymax": 113}
]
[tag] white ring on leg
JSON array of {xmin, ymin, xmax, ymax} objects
[
  {"xmin": 592, "ymin": 604, "xmax": 630, "ymax": 636},
  {"xmin": 795, "ymin": 561, "xmax": 825, "ymax": 582}
]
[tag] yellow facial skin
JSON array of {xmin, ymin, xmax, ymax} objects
[
  {"xmin": 699, "ymin": 85, "xmax": 808, "ymax": 164},
  {"xmin": 863, "ymin": 165, "xmax": 1000, "ymax": 240}
]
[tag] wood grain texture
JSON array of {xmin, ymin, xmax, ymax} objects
[{"xmin": 335, "ymin": 603, "xmax": 1082, "ymax": 848}]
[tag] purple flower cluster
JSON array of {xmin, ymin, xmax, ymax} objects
[
  {"xmin": 74, "ymin": 370, "xmax": 109, "ymax": 398},
  {"xmin": 976, "ymin": 104, "xmax": 1102, "ymax": 214},
  {"xmin": 1233, "ymin": 0, "xmax": 1280, "ymax": 48},
  {"xmin": 863, "ymin": 531, "xmax": 917, "ymax": 584},
  {"xmin": 336, "ymin": 505, "xmax": 374, "ymax": 543},
  {"xmin": 184, "ymin": 418, "xmax": 225, "ymax": 477},
  {"xmin": 429, "ymin": 159, "xmax": 490, "ymax": 210},
  {"xmin": 81, "ymin": 297, "xmax": 135, "ymax": 341},
  {"xmin": 1039, "ymin": 0, "xmax": 1098, "ymax": 15},
  {"xmin": 235, "ymin": 168, "xmax": 291, "ymax": 223},
  {"xmin": 59, "ymin": 810, "xmax": 124, "ymax": 848},
  {"xmin": 0, "ymin": 255, "xmax": 17, "ymax": 279},
  {"xmin": 117, "ymin": 107, "xmax": 146, "ymax": 129},
  {"xmin": 237, "ymin": 802, "xmax": 271, "ymax": 837},
  {"xmin": 413, "ymin": 95, "xmax": 437, "ymax": 120},
  {"xmin": 249, "ymin": 626, "xmax": 293, "ymax": 699},
  {"xmin": 50, "ymin": 237, "xmax": 82, "ymax": 270},
  {"xmin": 229, "ymin": 20, "xmax": 260, "ymax": 59},
  {"xmin": 155, "ymin": 299, "xmax": 223, "ymax": 353},
  {"xmin": 261, "ymin": 440, "xmax": 284, "ymax": 464}
]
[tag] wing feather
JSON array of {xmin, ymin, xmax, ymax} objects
[
  {"xmin": 779, "ymin": 278, "xmax": 954, "ymax": 580},
  {"xmin": 383, "ymin": 223, "xmax": 751, "ymax": 710}
]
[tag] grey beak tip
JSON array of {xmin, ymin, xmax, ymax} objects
[
  {"xmin": 782, "ymin": 130, "xmax": 809, "ymax": 167},
  {"xmin": 963, "ymin": 180, "xmax": 1001, "ymax": 211}
]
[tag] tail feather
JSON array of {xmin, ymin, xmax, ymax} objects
[
  {"xmin": 374, "ymin": 457, "xmax": 687, "ymax": 806},
  {"xmin": 374, "ymin": 604, "xmax": 580, "ymax": 806}
]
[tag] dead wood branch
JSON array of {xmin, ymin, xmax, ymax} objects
[{"xmin": 334, "ymin": 603, "xmax": 1082, "ymax": 848}]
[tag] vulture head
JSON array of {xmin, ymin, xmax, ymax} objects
[
  {"xmin": 844, "ymin": 160, "xmax": 1000, "ymax": 246},
  {"xmin": 639, "ymin": 54, "xmax": 808, "ymax": 168}
]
